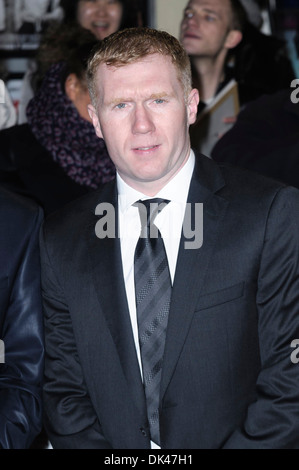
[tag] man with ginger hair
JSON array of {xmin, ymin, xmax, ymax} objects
[{"xmin": 40, "ymin": 27, "xmax": 299, "ymax": 449}]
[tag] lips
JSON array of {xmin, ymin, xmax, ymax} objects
[
  {"xmin": 136, "ymin": 146, "xmax": 157, "ymax": 150},
  {"xmin": 91, "ymin": 22, "xmax": 111, "ymax": 39},
  {"xmin": 133, "ymin": 145, "xmax": 160, "ymax": 153},
  {"xmin": 183, "ymin": 32, "xmax": 201, "ymax": 40},
  {"xmin": 93, "ymin": 21, "xmax": 109, "ymax": 28},
  {"xmin": 92, "ymin": 21, "xmax": 110, "ymax": 34}
]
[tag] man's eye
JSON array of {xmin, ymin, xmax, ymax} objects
[
  {"xmin": 116, "ymin": 103, "xmax": 126, "ymax": 109},
  {"xmin": 204, "ymin": 14, "xmax": 216, "ymax": 22},
  {"xmin": 184, "ymin": 8, "xmax": 194, "ymax": 19},
  {"xmin": 155, "ymin": 99, "xmax": 165, "ymax": 104}
]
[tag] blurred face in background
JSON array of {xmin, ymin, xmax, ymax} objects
[
  {"xmin": 180, "ymin": 0, "xmax": 235, "ymax": 58},
  {"xmin": 77, "ymin": 0, "xmax": 123, "ymax": 40}
]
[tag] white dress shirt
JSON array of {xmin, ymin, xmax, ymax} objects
[{"xmin": 117, "ymin": 150, "xmax": 195, "ymax": 448}]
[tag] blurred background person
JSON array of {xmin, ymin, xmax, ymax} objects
[
  {"xmin": 0, "ymin": 186, "xmax": 44, "ymax": 449},
  {"xmin": 60, "ymin": 0, "xmax": 142, "ymax": 40},
  {"xmin": 179, "ymin": 0, "xmax": 246, "ymax": 155},
  {"xmin": 180, "ymin": 0, "xmax": 246, "ymax": 113},
  {"xmin": 180, "ymin": 0, "xmax": 294, "ymax": 112},
  {"xmin": 18, "ymin": 0, "xmax": 141, "ymax": 123},
  {"xmin": 0, "ymin": 26, "xmax": 115, "ymax": 216},
  {"xmin": 180, "ymin": 0, "xmax": 295, "ymax": 156}
]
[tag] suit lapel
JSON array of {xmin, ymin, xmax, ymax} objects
[
  {"xmin": 160, "ymin": 155, "xmax": 229, "ymax": 400},
  {"xmin": 86, "ymin": 182, "xmax": 147, "ymax": 419}
]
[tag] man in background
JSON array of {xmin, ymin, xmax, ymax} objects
[
  {"xmin": 180, "ymin": 0, "xmax": 294, "ymax": 110},
  {"xmin": 180, "ymin": 0, "xmax": 245, "ymax": 112}
]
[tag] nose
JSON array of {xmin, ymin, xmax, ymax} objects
[
  {"xmin": 182, "ymin": 9, "xmax": 197, "ymax": 28},
  {"xmin": 132, "ymin": 104, "xmax": 155, "ymax": 134},
  {"xmin": 94, "ymin": 0, "xmax": 107, "ymax": 15}
]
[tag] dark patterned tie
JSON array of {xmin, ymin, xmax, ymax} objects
[{"xmin": 134, "ymin": 198, "xmax": 172, "ymax": 446}]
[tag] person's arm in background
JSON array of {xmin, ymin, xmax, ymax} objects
[{"xmin": 0, "ymin": 196, "xmax": 44, "ymax": 449}]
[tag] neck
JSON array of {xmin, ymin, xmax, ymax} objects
[
  {"xmin": 191, "ymin": 50, "xmax": 228, "ymax": 103},
  {"xmin": 120, "ymin": 147, "xmax": 191, "ymax": 197}
]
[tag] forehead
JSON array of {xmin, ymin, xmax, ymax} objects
[
  {"xmin": 186, "ymin": 0, "xmax": 231, "ymax": 14},
  {"xmin": 79, "ymin": 0, "xmax": 121, "ymax": 5},
  {"xmin": 96, "ymin": 54, "xmax": 182, "ymax": 96}
]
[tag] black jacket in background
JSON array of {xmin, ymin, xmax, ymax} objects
[
  {"xmin": 0, "ymin": 187, "xmax": 44, "ymax": 448},
  {"xmin": 211, "ymin": 89, "xmax": 299, "ymax": 189}
]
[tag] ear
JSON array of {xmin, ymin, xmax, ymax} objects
[
  {"xmin": 225, "ymin": 30, "xmax": 243, "ymax": 49},
  {"xmin": 187, "ymin": 88, "xmax": 200, "ymax": 126},
  {"xmin": 65, "ymin": 73, "xmax": 80, "ymax": 102},
  {"xmin": 87, "ymin": 104, "xmax": 104, "ymax": 139}
]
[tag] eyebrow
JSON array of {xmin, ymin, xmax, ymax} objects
[
  {"xmin": 108, "ymin": 92, "xmax": 173, "ymax": 106},
  {"xmin": 148, "ymin": 92, "xmax": 173, "ymax": 100},
  {"xmin": 202, "ymin": 8, "xmax": 221, "ymax": 17},
  {"xmin": 185, "ymin": 5, "xmax": 222, "ymax": 18}
]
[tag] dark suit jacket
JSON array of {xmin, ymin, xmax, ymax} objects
[
  {"xmin": 40, "ymin": 153, "xmax": 299, "ymax": 449},
  {"xmin": 0, "ymin": 187, "xmax": 44, "ymax": 448}
]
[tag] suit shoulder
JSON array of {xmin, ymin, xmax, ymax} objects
[
  {"xmin": 42, "ymin": 180, "xmax": 116, "ymax": 236},
  {"xmin": 216, "ymin": 162, "xmax": 286, "ymax": 192},
  {"xmin": 215, "ymin": 159, "xmax": 299, "ymax": 209},
  {"xmin": 195, "ymin": 153, "xmax": 299, "ymax": 208},
  {"xmin": 195, "ymin": 152, "xmax": 287, "ymax": 194}
]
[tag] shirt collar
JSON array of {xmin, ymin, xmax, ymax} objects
[{"xmin": 117, "ymin": 150, "xmax": 195, "ymax": 214}]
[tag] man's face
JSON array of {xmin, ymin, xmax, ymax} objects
[
  {"xmin": 88, "ymin": 54, "xmax": 199, "ymax": 195},
  {"xmin": 180, "ymin": 0, "xmax": 234, "ymax": 58}
]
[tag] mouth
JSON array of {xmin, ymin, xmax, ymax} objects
[
  {"xmin": 133, "ymin": 145, "xmax": 160, "ymax": 153},
  {"xmin": 92, "ymin": 21, "xmax": 110, "ymax": 33},
  {"xmin": 91, "ymin": 22, "xmax": 112, "ymax": 39},
  {"xmin": 93, "ymin": 21, "xmax": 109, "ymax": 28},
  {"xmin": 183, "ymin": 32, "xmax": 201, "ymax": 40}
]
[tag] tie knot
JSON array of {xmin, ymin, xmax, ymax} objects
[{"xmin": 134, "ymin": 198, "xmax": 170, "ymax": 236}]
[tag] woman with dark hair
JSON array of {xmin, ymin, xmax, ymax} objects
[
  {"xmin": 18, "ymin": 0, "xmax": 142, "ymax": 123},
  {"xmin": 60, "ymin": 0, "xmax": 142, "ymax": 40}
]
